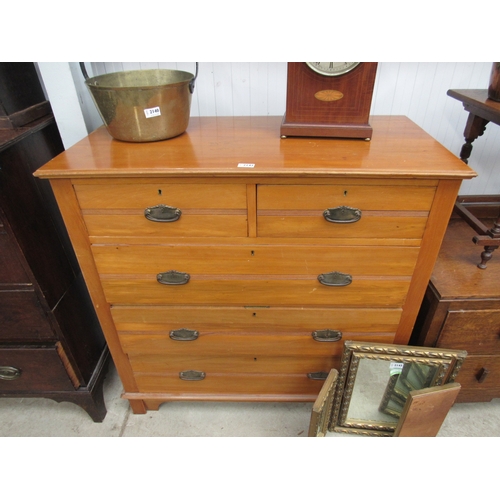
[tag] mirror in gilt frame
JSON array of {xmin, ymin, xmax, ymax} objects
[{"xmin": 327, "ymin": 341, "xmax": 467, "ymax": 437}]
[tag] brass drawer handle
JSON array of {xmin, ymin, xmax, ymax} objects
[
  {"xmin": 323, "ymin": 206, "xmax": 361, "ymax": 224},
  {"xmin": 312, "ymin": 329, "xmax": 342, "ymax": 342},
  {"xmin": 170, "ymin": 328, "xmax": 199, "ymax": 341},
  {"xmin": 318, "ymin": 271, "xmax": 352, "ymax": 287},
  {"xmin": 157, "ymin": 270, "xmax": 190, "ymax": 285},
  {"xmin": 144, "ymin": 204, "xmax": 182, "ymax": 222},
  {"xmin": 179, "ymin": 370, "xmax": 206, "ymax": 381},
  {"xmin": 0, "ymin": 366, "xmax": 22, "ymax": 381},
  {"xmin": 308, "ymin": 372, "xmax": 328, "ymax": 381}
]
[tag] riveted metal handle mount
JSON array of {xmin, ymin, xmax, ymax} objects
[
  {"xmin": 317, "ymin": 271, "xmax": 352, "ymax": 287},
  {"xmin": 323, "ymin": 206, "xmax": 361, "ymax": 224},
  {"xmin": 145, "ymin": 204, "xmax": 181, "ymax": 222},
  {"xmin": 157, "ymin": 270, "xmax": 190, "ymax": 285}
]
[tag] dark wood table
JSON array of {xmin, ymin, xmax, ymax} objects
[{"xmin": 447, "ymin": 89, "xmax": 500, "ymax": 268}]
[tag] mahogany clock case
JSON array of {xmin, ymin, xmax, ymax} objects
[{"xmin": 280, "ymin": 62, "xmax": 378, "ymax": 139}]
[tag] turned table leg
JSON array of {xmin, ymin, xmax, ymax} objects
[{"xmin": 460, "ymin": 113, "xmax": 490, "ymax": 164}]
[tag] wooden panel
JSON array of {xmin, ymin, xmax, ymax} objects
[
  {"xmin": 119, "ymin": 332, "xmax": 394, "ymax": 358},
  {"xmin": 257, "ymin": 213, "xmax": 428, "ymax": 239},
  {"xmin": 83, "ymin": 213, "xmax": 248, "ymax": 238},
  {"xmin": 93, "ymin": 244, "xmax": 420, "ymax": 276},
  {"xmin": 257, "ymin": 184, "xmax": 437, "ymax": 211},
  {"xmin": 437, "ymin": 310, "xmax": 500, "ymax": 354},
  {"xmin": 102, "ymin": 276, "xmax": 411, "ymax": 307},
  {"xmin": 394, "ymin": 383, "xmax": 461, "ymax": 437},
  {"xmin": 0, "ymin": 292, "xmax": 55, "ymax": 342},
  {"xmin": 134, "ymin": 372, "xmax": 327, "ymax": 397},
  {"xmin": 111, "ymin": 305, "xmax": 402, "ymax": 335},
  {"xmin": 0, "ymin": 231, "xmax": 30, "ymax": 284},
  {"xmin": 0, "ymin": 346, "xmax": 75, "ymax": 392},
  {"xmin": 127, "ymin": 354, "xmax": 339, "ymax": 375},
  {"xmin": 74, "ymin": 183, "xmax": 248, "ymax": 209}
]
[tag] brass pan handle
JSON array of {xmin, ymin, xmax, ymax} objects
[
  {"xmin": 317, "ymin": 271, "xmax": 352, "ymax": 287},
  {"xmin": 323, "ymin": 206, "xmax": 361, "ymax": 224},
  {"xmin": 179, "ymin": 370, "xmax": 205, "ymax": 381},
  {"xmin": 0, "ymin": 366, "xmax": 22, "ymax": 380},
  {"xmin": 170, "ymin": 328, "xmax": 199, "ymax": 341},
  {"xmin": 145, "ymin": 204, "xmax": 182, "ymax": 222},
  {"xmin": 312, "ymin": 329, "xmax": 342, "ymax": 342},
  {"xmin": 157, "ymin": 270, "xmax": 190, "ymax": 285}
]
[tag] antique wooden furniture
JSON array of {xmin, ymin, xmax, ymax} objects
[
  {"xmin": 281, "ymin": 62, "xmax": 378, "ymax": 139},
  {"xmin": 411, "ymin": 211, "xmax": 500, "ymax": 403},
  {"xmin": 447, "ymin": 89, "xmax": 500, "ymax": 268},
  {"xmin": 34, "ymin": 115, "xmax": 475, "ymax": 414},
  {"xmin": 0, "ymin": 63, "xmax": 108, "ymax": 421}
]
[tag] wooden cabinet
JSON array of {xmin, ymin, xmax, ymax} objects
[
  {"xmin": 34, "ymin": 115, "xmax": 475, "ymax": 414},
  {"xmin": 0, "ymin": 63, "xmax": 108, "ymax": 421},
  {"xmin": 411, "ymin": 212, "xmax": 500, "ymax": 403}
]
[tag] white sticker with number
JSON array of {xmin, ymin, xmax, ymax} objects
[{"xmin": 144, "ymin": 106, "xmax": 161, "ymax": 118}]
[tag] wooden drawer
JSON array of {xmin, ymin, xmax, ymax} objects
[
  {"xmin": 127, "ymin": 353, "xmax": 340, "ymax": 375},
  {"xmin": 102, "ymin": 274, "xmax": 411, "ymax": 307},
  {"xmin": 0, "ymin": 291, "xmax": 56, "ymax": 342},
  {"xmin": 119, "ymin": 331, "xmax": 394, "ymax": 359},
  {"xmin": 93, "ymin": 244, "xmax": 420, "ymax": 277},
  {"xmin": 0, "ymin": 345, "xmax": 75, "ymax": 392},
  {"xmin": 75, "ymin": 182, "xmax": 248, "ymax": 238},
  {"xmin": 436, "ymin": 309, "xmax": 500, "ymax": 354},
  {"xmin": 0, "ymin": 231, "xmax": 30, "ymax": 284},
  {"xmin": 454, "ymin": 355, "xmax": 500, "ymax": 394},
  {"xmin": 257, "ymin": 183, "xmax": 434, "ymax": 239},
  {"xmin": 134, "ymin": 372, "xmax": 329, "ymax": 397},
  {"xmin": 111, "ymin": 305, "xmax": 402, "ymax": 335}
]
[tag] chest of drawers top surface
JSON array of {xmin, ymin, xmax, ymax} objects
[{"xmin": 35, "ymin": 116, "xmax": 475, "ymax": 180}]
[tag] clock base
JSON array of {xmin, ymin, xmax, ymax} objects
[{"xmin": 280, "ymin": 115, "xmax": 373, "ymax": 139}]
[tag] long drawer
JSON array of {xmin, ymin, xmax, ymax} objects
[
  {"xmin": 93, "ymin": 244, "xmax": 420, "ymax": 276},
  {"xmin": 101, "ymin": 275, "xmax": 411, "ymax": 307},
  {"xmin": 134, "ymin": 372, "xmax": 329, "ymax": 397},
  {"xmin": 111, "ymin": 305, "xmax": 402, "ymax": 335},
  {"xmin": 0, "ymin": 345, "xmax": 75, "ymax": 392},
  {"xmin": 119, "ymin": 331, "xmax": 394, "ymax": 359}
]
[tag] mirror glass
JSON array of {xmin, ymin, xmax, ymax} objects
[{"xmin": 329, "ymin": 341, "xmax": 467, "ymax": 436}]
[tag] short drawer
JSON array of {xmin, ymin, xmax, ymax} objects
[
  {"xmin": 257, "ymin": 184, "xmax": 434, "ymax": 239},
  {"xmin": 93, "ymin": 244, "xmax": 420, "ymax": 277},
  {"xmin": 134, "ymin": 372, "xmax": 330, "ymax": 398},
  {"xmin": 75, "ymin": 182, "xmax": 248, "ymax": 238},
  {"xmin": 0, "ymin": 345, "xmax": 75, "ymax": 392},
  {"xmin": 436, "ymin": 309, "xmax": 500, "ymax": 354},
  {"xmin": 0, "ymin": 291, "xmax": 56, "ymax": 342}
]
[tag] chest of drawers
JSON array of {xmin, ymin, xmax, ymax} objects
[{"xmin": 35, "ymin": 116, "xmax": 475, "ymax": 414}]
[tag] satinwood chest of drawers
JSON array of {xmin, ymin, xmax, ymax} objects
[{"xmin": 35, "ymin": 116, "xmax": 475, "ymax": 414}]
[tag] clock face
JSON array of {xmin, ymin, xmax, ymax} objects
[{"xmin": 305, "ymin": 62, "xmax": 360, "ymax": 76}]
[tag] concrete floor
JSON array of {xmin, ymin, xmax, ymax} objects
[{"xmin": 1, "ymin": 361, "xmax": 500, "ymax": 437}]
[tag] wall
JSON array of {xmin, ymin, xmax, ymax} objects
[{"xmin": 40, "ymin": 62, "xmax": 499, "ymax": 195}]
